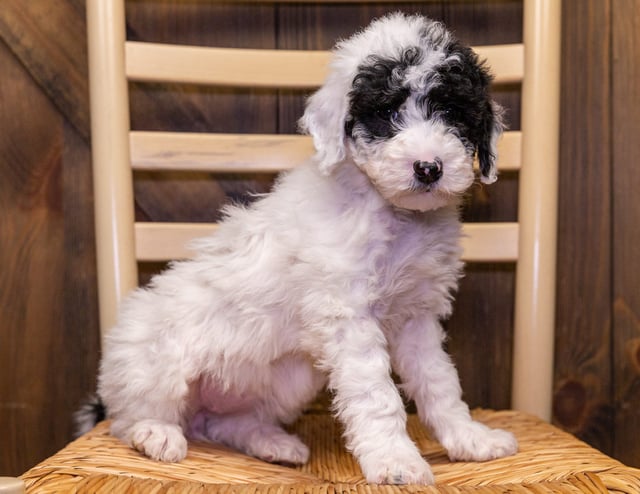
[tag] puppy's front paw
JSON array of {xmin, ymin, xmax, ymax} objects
[
  {"xmin": 128, "ymin": 420, "xmax": 188, "ymax": 462},
  {"xmin": 361, "ymin": 447, "xmax": 434, "ymax": 485},
  {"xmin": 442, "ymin": 421, "xmax": 518, "ymax": 462}
]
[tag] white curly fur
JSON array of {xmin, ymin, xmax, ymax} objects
[{"xmin": 98, "ymin": 13, "xmax": 517, "ymax": 485}]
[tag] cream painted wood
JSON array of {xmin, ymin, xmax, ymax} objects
[
  {"xmin": 87, "ymin": 0, "xmax": 138, "ymax": 336},
  {"xmin": 129, "ymin": 132, "xmax": 315, "ymax": 172},
  {"xmin": 460, "ymin": 223, "xmax": 519, "ymax": 262},
  {"xmin": 0, "ymin": 477, "xmax": 24, "ymax": 494},
  {"xmin": 135, "ymin": 223, "xmax": 215, "ymax": 262},
  {"xmin": 126, "ymin": 42, "xmax": 523, "ymax": 87},
  {"xmin": 476, "ymin": 43, "xmax": 524, "ymax": 85},
  {"xmin": 134, "ymin": 222, "xmax": 519, "ymax": 263},
  {"xmin": 511, "ymin": 0, "xmax": 561, "ymax": 421},
  {"xmin": 126, "ymin": 42, "xmax": 329, "ymax": 88},
  {"xmin": 129, "ymin": 131, "xmax": 522, "ymax": 172}
]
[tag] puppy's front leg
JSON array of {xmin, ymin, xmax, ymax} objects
[
  {"xmin": 390, "ymin": 317, "xmax": 518, "ymax": 462},
  {"xmin": 318, "ymin": 316, "xmax": 433, "ymax": 485}
]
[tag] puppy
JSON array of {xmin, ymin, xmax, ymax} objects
[{"xmin": 97, "ymin": 13, "xmax": 517, "ymax": 485}]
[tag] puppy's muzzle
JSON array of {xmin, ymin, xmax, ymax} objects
[{"xmin": 413, "ymin": 158, "xmax": 443, "ymax": 186}]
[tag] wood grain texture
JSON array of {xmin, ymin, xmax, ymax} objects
[
  {"xmin": 0, "ymin": 36, "xmax": 66, "ymax": 475},
  {"xmin": 0, "ymin": 0, "xmax": 89, "ymax": 140},
  {"xmin": 553, "ymin": 0, "xmax": 613, "ymax": 455},
  {"xmin": 0, "ymin": 1, "xmax": 99, "ymax": 476},
  {"xmin": 612, "ymin": 0, "xmax": 640, "ymax": 467},
  {"xmin": 61, "ymin": 120, "xmax": 101, "ymax": 442}
]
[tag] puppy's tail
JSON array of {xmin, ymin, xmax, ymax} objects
[{"xmin": 73, "ymin": 393, "xmax": 107, "ymax": 437}]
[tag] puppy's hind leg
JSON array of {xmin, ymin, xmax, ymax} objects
[
  {"xmin": 191, "ymin": 354, "xmax": 325, "ymax": 465},
  {"xmin": 190, "ymin": 411, "xmax": 310, "ymax": 465},
  {"xmin": 390, "ymin": 316, "xmax": 518, "ymax": 462}
]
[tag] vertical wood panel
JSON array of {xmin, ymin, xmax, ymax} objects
[
  {"xmin": 0, "ymin": 2, "xmax": 99, "ymax": 475},
  {"xmin": 0, "ymin": 38, "xmax": 66, "ymax": 475},
  {"xmin": 61, "ymin": 120, "xmax": 101, "ymax": 442},
  {"xmin": 552, "ymin": 0, "xmax": 613, "ymax": 454},
  {"xmin": 0, "ymin": 0, "xmax": 89, "ymax": 139},
  {"xmin": 612, "ymin": 0, "xmax": 640, "ymax": 467}
]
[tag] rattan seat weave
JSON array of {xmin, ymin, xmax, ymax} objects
[{"xmin": 20, "ymin": 410, "xmax": 640, "ymax": 493}]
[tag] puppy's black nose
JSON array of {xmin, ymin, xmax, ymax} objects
[{"xmin": 413, "ymin": 158, "xmax": 443, "ymax": 185}]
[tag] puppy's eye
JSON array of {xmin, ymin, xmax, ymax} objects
[
  {"xmin": 375, "ymin": 107, "xmax": 400, "ymax": 122},
  {"xmin": 443, "ymin": 106, "xmax": 463, "ymax": 121},
  {"xmin": 432, "ymin": 104, "xmax": 460, "ymax": 121}
]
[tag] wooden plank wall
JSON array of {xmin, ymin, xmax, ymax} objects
[
  {"xmin": 0, "ymin": 0, "xmax": 638, "ymax": 476},
  {"xmin": 611, "ymin": 0, "xmax": 640, "ymax": 468},
  {"xmin": 553, "ymin": 0, "xmax": 613, "ymax": 453},
  {"xmin": 0, "ymin": 0, "xmax": 99, "ymax": 475}
]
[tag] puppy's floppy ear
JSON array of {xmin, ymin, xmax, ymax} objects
[
  {"xmin": 299, "ymin": 75, "xmax": 350, "ymax": 176},
  {"xmin": 478, "ymin": 101, "xmax": 505, "ymax": 184}
]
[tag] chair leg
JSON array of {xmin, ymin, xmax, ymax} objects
[{"xmin": 0, "ymin": 477, "xmax": 24, "ymax": 494}]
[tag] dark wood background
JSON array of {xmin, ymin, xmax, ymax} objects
[{"xmin": 1, "ymin": 0, "xmax": 639, "ymax": 476}]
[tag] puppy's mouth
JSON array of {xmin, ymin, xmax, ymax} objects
[
  {"xmin": 411, "ymin": 178, "xmax": 439, "ymax": 192},
  {"xmin": 389, "ymin": 184, "xmax": 452, "ymax": 212},
  {"xmin": 408, "ymin": 177, "xmax": 464, "ymax": 200},
  {"xmin": 401, "ymin": 182, "xmax": 442, "ymax": 199}
]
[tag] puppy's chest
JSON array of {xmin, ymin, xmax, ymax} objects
[{"xmin": 368, "ymin": 216, "xmax": 463, "ymax": 316}]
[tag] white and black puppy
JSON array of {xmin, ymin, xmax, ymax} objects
[{"xmin": 94, "ymin": 13, "xmax": 517, "ymax": 485}]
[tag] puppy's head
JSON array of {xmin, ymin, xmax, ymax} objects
[{"xmin": 300, "ymin": 13, "xmax": 504, "ymax": 211}]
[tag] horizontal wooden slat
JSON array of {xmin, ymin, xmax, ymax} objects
[
  {"xmin": 476, "ymin": 43, "xmax": 524, "ymax": 85},
  {"xmin": 125, "ymin": 42, "xmax": 523, "ymax": 87},
  {"xmin": 130, "ymin": 130, "xmax": 521, "ymax": 172},
  {"xmin": 135, "ymin": 223, "xmax": 214, "ymax": 261},
  {"xmin": 125, "ymin": 42, "xmax": 330, "ymax": 88},
  {"xmin": 495, "ymin": 130, "xmax": 522, "ymax": 171},
  {"xmin": 129, "ymin": 132, "xmax": 315, "ymax": 172},
  {"xmin": 460, "ymin": 222, "xmax": 519, "ymax": 262},
  {"xmin": 135, "ymin": 221, "xmax": 519, "ymax": 262}
]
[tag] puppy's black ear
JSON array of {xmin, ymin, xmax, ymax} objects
[{"xmin": 478, "ymin": 101, "xmax": 505, "ymax": 184}]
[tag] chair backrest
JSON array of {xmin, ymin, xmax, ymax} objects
[{"xmin": 86, "ymin": 0, "xmax": 560, "ymax": 421}]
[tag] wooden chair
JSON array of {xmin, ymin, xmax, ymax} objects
[{"xmin": 8, "ymin": 0, "xmax": 640, "ymax": 492}]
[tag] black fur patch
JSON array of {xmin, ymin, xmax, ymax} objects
[
  {"xmin": 345, "ymin": 33, "xmax": 498, "ymax": 180},
  {"xmin": 73, "ymin": 394, "xmax": 107, "ymax": 437},
  {"xmin": 346, "ymin": 47, "xmax": 422, "ymax": 140},
  {"xmin": 424, "ymin": 41, "xmax": 497, "ymax": 176}
]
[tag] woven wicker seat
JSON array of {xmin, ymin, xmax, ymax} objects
[
  {"xmin": 6, "ymin": 1, "xmax": 640, "ymax": 493},
  {"xmin": 20, "ymin": 411, "xmax": 640, "ymax": 493}
]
